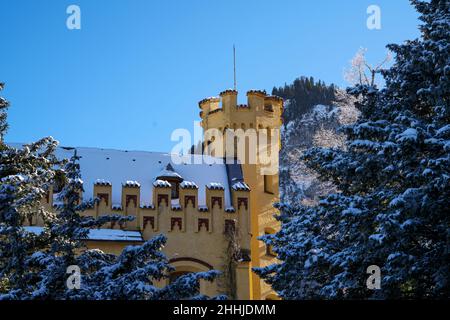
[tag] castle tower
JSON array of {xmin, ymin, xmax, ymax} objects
[{"xmin": 199, "ymin": 89, "xmax": 283, "ymax": 299}]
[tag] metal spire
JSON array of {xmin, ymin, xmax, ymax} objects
[{"xmin": 233, "ymin": 45, "xmax": 237, "ymax": 91}]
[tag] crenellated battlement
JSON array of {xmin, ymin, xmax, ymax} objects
[
  {"xmin": 199, "ymin": 89, "xmax": 283, "ymax": 133},
  {"xmin": 200, "ymin": 90, "xmax": 282, "ymax": 112},
  {"xmin": 38, "ymin": 177, "xmax": 251, "ymax": 248},
  {"xmin": 198, "ymin": 96, "xmax": 221, "ymax": 114}
]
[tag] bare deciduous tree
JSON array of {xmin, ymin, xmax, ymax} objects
[{"xmin": 344, "ymin": 47, "xmax": 392, "ymax": 87}]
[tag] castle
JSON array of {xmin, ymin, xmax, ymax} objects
[{"xmin": 25, "ymin": 89, "xmax": 283, "ymax": 300}]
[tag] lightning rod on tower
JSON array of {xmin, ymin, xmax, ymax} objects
[{"xmin": 233, "ymin": 45, "xmax": 237, "ymax": 91}]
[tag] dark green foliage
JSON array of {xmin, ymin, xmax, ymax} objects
[
  {"xmin": 272, "ymin": 76, "xmax": 336, "ymax": 122},
  {"xmin": 257, "ymin": 0, "xmax": 450, "ymax": 299}
]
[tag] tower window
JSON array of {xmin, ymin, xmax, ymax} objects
[
  {"xmin": 264, "ymin": 104, "xmax": 274, "ymax": 112},
  {"xmin": 97, "ymin": 193, "xmax": 109, "ymax": 205},
  {"xmin": 264, "ymin": 175, "xmax": 274, "ymax": 194},
  {"xmin": 155, "ymin": 163, "xmax": 183, "ymax": 200}
]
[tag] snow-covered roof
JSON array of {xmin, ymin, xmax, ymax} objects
[
  {"xmin": 24, "ymin": 226, "xmax": 144, "ymax": 242},
  {"xmin": 10, "ymin": 144, "xmax": 232, "ymax": 207},
  {"xmin": 87, "ymin": 229, "xmax": 143, "ymax": 242},
  {"xmin": 155, "ymin": 163, "xmax": 183, "ymax": 180}
]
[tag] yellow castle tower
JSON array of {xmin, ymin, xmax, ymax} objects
[{"xmin": 199, "ymin": 89, "xmax": 283, "ymax": 299}]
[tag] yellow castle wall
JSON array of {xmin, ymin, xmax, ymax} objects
[{"xmin": 37, "ymin": 179, "xmax": 253, "ymax": 299}]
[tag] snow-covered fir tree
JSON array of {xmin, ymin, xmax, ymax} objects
[
  {"xmin": 0, "ymin": 82, "xmax": 62, "ymax": 298},
  {"xmin": 60, "ymin": 155, "xmax": 221, "ymax": 300},
  {"xmin": 255, "ymin": 0, "xmax": 449, "ymax": 299},
  {"xmin": 22, "ymin": 153, "xmax": 135, "ymax": 299}
]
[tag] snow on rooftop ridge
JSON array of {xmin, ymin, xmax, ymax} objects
[
  {"xmin": 156, "ymin": 163, "xmax": 183, "ymax": 180},
  {"xmin": 157, "ymin": 170, "xmax": 183, "ymax": 179},
  {"xmin": 153, "ymin": 179, "xmax": 172, "ymax": 188},
  {"xmin": 232, "ymin": 181, "xmax": 250, "ymax": 191},
  {"xmin": 140, "ymin": 203, "xmax": 155, "ymax": 209},
  {"xmin": 199, "ymin": 96, "xmax": 220, "ymax": 105},
  {"xmin": 94, "ymin": 179, "xmax": 111, "ymax": 186},
  {"xmin": 219, "ymin": 88, "xmax": 237, "ymax": 96},
  {"xmin": 247, "ymin": 89, "xmax": 267, "ymax": 95},
  {"xmin": 123, "ymin": 180, "xmax": 141, "ymax": 188},
  {"xmin": 180, "ymin": 180, "xmax": 199, "ymax": 189},
  {"xmin": 87, "ymin": 229, "xmax": 143, "ymax": 242},
  {"xmin": 23, "ymin": 226, "xmax": 143, "ymax": 242},
  {"xmin": 206, "ymin": 182, "xmax": 224, "ymax": 190},
  {"xmin": 8, "ymin": 143, "xmax": 226, "ymax": 162}
]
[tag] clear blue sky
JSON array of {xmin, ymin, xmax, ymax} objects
[{"xmin": 1, "ymin": 0, "xmax": 420, "ymax": 152}]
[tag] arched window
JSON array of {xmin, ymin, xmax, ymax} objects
[{"xmin": 168, "ymin": 258, "xmax": 213, "ymax": 296}]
